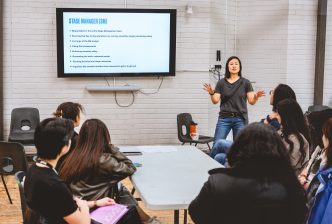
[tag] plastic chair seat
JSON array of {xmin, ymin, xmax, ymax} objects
[
  {"xmin": 177, "ymin": 113, "xmax": 213, "ymax": 150},
  {"xmin": 8, "ymin": 107, "xmax": 40, "ymax": 145},
  {"xmin": 9, "ymin": 130, "xmax": 35, "ymax": 144}
]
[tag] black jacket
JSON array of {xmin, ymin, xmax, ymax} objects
[
  {"xmin": 189, "ymin": 167, "xmax": 305, "ymax": 224},
  {"xmin": 69, "ymin": 145, "xmax": 136, "ymax": 200}
]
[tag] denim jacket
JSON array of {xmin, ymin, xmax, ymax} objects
[{"xmin": 307, "ymin": 166, "xmax": 332, "ymax": 224}]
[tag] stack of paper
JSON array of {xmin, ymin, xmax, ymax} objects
[{"xmin": 90, "ymin": 204, "xmax": 128, "ymax": 224}]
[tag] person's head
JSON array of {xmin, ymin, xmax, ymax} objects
[
  {"xmin": 227, "ymin": 123, "xmax": 292, "ymax": 173},
  {"xmin": 307, "ymin": 109, "xmax": 332, "ymax": 149},
  {"xmin": 34, "ymin": 118, "xmax": 74, "ymax": 160},
  {"xmin": 225, "ymin": 56, "xmax": 242, "ymax": 78},
  {"xmin": 53, "ymin": 102, "xmax": 84, "ymax": 127},
  {"xmin": 59, "ymin": 119, "xmax": 111, "ymax": 183},
  {"xmin": 276, "ymin": 99, "xmax": 309, "ymax": 170},
  {"xmin": 270, "ymin": 84, "xmax": 297, "ymax": 111},
  {"xmin": 322, "ymin": 118, "xmax": 332, "ymax": 169},
  {"xmin": 77, "ymin": 119, "xmax": 110, "ymax": 153},
  {"xmin": 226, "ymin": 123, "xmax": 307, "ymax": 222},
  {"xmin": 276, "ymin": 99, "xmax": 309, "ymax": 141}
]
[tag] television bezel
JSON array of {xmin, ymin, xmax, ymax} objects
[{"xmin": 56, "ymin": 8, "xmax": 176, "ymax": 78}]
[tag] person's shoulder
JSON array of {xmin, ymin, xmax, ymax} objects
[
  {"xmin": 217, "ymin": 78, "xmax": 226, "ymax": 85},
  {"xmin": 240, "ymin": 77, "xmax": 251, "ymax": 84},
  {"xmin": 27, "ymin": 165, "xmax": 63, "ymax": 187},
  {"xmin": 207, "ymin": 168, "xmax": 240, "ymax": 187}
]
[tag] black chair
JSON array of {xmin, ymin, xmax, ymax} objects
[
  {"xmin": 8, "ymin": 107, "xmax": 40, "ymax": 145},
  {"xmin": 0, "ymin": 141, "xmax": 28, "ymax": 204},
  {"xmin": 15, "ymin": 171, "xmax": 26, "ymax": 221},
  {"xmin": 177, "ymin": 113, "xmax": 214, "ymax": 150},
  {"xmin": 308, "ymin": 105, "xmax": 331, "ymax": 113}
]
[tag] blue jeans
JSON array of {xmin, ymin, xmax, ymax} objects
[
  {"xmin": 213, "ymin": 117, "xmax": 245, "ymax": 143},
  {"xmin": 210, "ymin": 139, "xmax": 233, "ymax": 165}
]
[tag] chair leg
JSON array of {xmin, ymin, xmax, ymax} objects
[
  {"xmin": 195, "ymin": 143, "xmax": 198, "ymax": 146},
  {"xmin": 131, "ymin": 187, "xmax": 135, "ymax": 195},
  {"xmin": 182, "ymin": 142, "xmax": 185, "ymax": 145},
  {"xmin": 1, "ymin": 174, "xmax": 13, "ymax": 204},
  {"xmin": 207, "ymin": 143, "xmax": 211, "ymax": 150}
]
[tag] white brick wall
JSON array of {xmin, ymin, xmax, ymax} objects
[
  {"xmin": 286, "ymin": 0, "xmax": 317, "ymax": 111},
  {"xmin": 236, "ymin": 0, "xmax": 289, "ymax": 123},
  {"xmin": 3, "ymin": 0, "xmax": 213, "ymax": 145},
  {"xmin": 2, "ymin": 0, "xmax": 327, "ymax": 144}
]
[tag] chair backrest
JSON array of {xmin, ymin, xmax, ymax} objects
[
  {"xmin": 15, "ymin": 171, "xmax": 27, "ymax": 221},
  {"xmin": 0, "ymin": 141, "xmax": 28, "ymax": 174},
  {"xmin": 308, "ymin": 105, "xmax": 331, "ymax": 113},
  {"xmin": 8, "ymin": 107, "xmax": 40, "ymax": 144},
  {"xmin": 177, "ymin": 113, "xmax": 193, "ymax": 142}
]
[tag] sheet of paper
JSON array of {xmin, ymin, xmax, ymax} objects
[{"xmin": 90, "ymin": 204, "xmax": 128, "ymax": 224}]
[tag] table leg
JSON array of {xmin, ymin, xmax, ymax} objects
[
  {"xmin": 184, "ymin": 210, "xmax": 187, "ymax": 224},
  {"xmin": 174, "ymin": 210, "xmax": 179, "ymax": 224}
]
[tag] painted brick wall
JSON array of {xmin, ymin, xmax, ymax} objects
[
  {"xmin": 3, "ymin": 0, "xmax": 327, "ymax": 145},
  {"xmin": 286, "ymin": 0, "xmax": 317, "ymax": 111},
  {"xmin": 3, "ymin": 0, "xmax": 214, "ymax": 145},
  {"xmin": 235, "ymin": 0, "xmax": 290, "ymax": 124}
]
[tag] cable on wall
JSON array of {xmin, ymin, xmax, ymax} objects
[
  {"xmin": 115, "ymin": 91, "xmax": 135, "ymax": 107},
  {"xmin": 103, "ymin": 76, "xmax": 164, "ymax": 106},
  {"xmin": 138, "ymin": 77, "xmax": 164, "ymax": 95}
]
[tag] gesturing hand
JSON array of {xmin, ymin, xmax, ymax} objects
[
  {"xmin": 255, "ymin": 90, "xmax": 265, "ymax": 99},
  {"xmin": 203, "ymin": 83, "xmax": 214, "ymax": 95}
]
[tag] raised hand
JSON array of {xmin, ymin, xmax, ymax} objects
[
  {"xmin": 255, "ymin": 90, "xmax": 265, "ymax": 99},
  {"xmin": 203, "ymin": 83, "xmax": 214, "ymax": 95}
]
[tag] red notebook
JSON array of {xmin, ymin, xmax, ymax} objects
[{"xmin": 90, "ymin": 203, "xmax": 128, "ymax": 224}]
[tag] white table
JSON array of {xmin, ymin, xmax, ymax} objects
[{"xmin": 122, "ymin": 145, "xmax": 222, "ymax": 224}]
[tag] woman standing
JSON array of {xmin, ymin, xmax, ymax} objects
[{"xmin": 204, "ymin": 56, "xmax": 265, "ymax": 141}]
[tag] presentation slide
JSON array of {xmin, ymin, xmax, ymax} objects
[{"xmin": 62, "ymin": 12, "xmax": 171, "ymax": 74}]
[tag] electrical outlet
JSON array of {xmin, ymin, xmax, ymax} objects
[{"xmin": 215, "ymin": 65, "xmax": 222, "ymax": 70}]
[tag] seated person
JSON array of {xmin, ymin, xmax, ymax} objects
[
  {"xmin": 210, "ymin": 84, "xmax": 298, "ymax": 165},
  {"xmin": 298, "ymin": 109, "xmax": 332, "ymax": 189},
  {"xmin": 189, "ymin": 123, "xmax": 307, "ymax": 224},
  {"xmin": 306, "ymin": 117, "xmax": 332, "ymax": 224},
  {"xmin": 262, "ymin": 83, "xmax": 297, "ymax": 130},
  {"xmin": 59, "ymin": 119, "xmax": 162, "ymax": 224},
  {"xmin": 24, "ymin": 118, "xmax": 116, "ymax": 224},
  {"xmin": 275, "ymin": 99, "xmax": 310, "ymax": 175},
  {"xmin": 54, "ymin": 102, "xmax": 84, "ymax": 170},
  {"xmin": 210, "ymin": 139, "xmax": 232, "ymax": 165}
]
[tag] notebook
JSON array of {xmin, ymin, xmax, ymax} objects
[{"xmin": 90, "ymin": 203, "xmax": 128, "ymax": 224}]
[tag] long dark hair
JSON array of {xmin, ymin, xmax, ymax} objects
[
  {"xmin": 276, "ymin": 99, "xmax": 309, "ymax": 170},
  {"xmin": 227, "ymin": 123, "xmax": 307, "ymax": 223},
  {"xmin": 225, "ymin": 56, "xmax": 242, "ymax": 78},
  {"xmin": 307, "ymin": 109, "xmax": 332, "ymax": 149},
  {"xmin": 272, "ymin": 84, "xmax": 296, "ymax": 112},
  {"xmin": 59, "ymin": 119, "xmax": 111, "ymax": 183},
  {"xmin": 322, "ymin": 118, "xmax": 332, "ymax": 170}
]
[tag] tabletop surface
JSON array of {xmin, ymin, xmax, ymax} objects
[{"xmin": 122, "ymin": 145, "xmax": 222, "ymax": 210}]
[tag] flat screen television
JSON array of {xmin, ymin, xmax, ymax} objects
[{"xmin": 56, "ymin": 8, "xmax": 176, "ymax": 77}]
